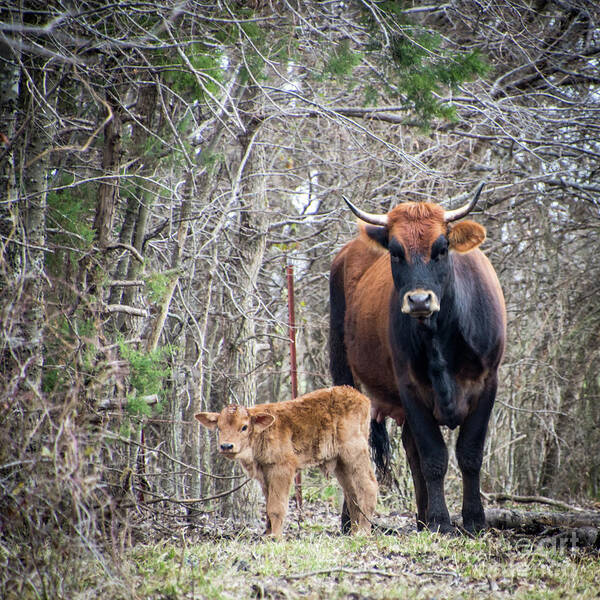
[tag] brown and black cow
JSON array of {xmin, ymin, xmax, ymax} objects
[{"xmin": 329, "ymin": 183, "xmax": 506, "ymax": 533}]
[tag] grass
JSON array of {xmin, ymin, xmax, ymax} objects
[
  {"xmin": 4, "ymin": 470, "xmax": 597, "ymax": 599},
  {"xmin": 119, "ymin": 516, "xmax": 598, "ymax": 600}
]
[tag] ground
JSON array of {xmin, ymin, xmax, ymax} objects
[
  {"xmin": 104, "ymin": 493, "xmax": 598, "ymax": 600},
  {"xmin": 4, "ymin": 474, "xmax": 599, "ymax": 599}
]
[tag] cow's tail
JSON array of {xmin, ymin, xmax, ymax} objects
[
  {"xmin": 329, "ymin": 259, "xmax": 355, "ymax": 387},
  {"xmin": 369, "ymin": 419, "xmax": 391, "ymax": 477}
]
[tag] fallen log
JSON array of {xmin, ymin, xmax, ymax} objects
[
  {"xmin": 485, "ymin": 508, "xmax": 600, "ymax": 549},
  {"xmin": 485, "ymin": 507, "xmax": 600, "ymax": 530}
]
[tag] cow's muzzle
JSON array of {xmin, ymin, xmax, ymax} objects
[{"xmin": 401, "ymin": 289, "xmax": 440, "ymax": 318}]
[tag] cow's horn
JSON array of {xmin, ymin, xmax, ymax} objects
[
  {"xmin": 444, "ymin": 181, "xmax": 486, "ymax": 222},
  {"xmin": 342, "ymin": 196, "xmax": 389, "ymax": 227}
]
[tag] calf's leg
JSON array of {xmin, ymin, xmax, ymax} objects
[
  {"xmin": 335, "ymin": 445, "xmax": 377, "ymax": 534},
  {"xmin": 263, "ymin": 464, "xmax": 295, "ymax": 538}
]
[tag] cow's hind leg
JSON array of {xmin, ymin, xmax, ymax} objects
[
  {"xmin": 401, "ymin": 422, "xmax": 428, "ymax": 530},
  {"xmin": 330, "ymin": 261, "xmax": 366, "ymax": 534},
  {"xmin": 341, "ymin": 500, "xmax": 351, "ymax": 534},
  {"xmin": 456, "ymin": 376, "xmax": 497, "ymax": 533}
]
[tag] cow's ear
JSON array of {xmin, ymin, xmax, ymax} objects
[
  {"xmin": 252, "ymin": 413, "xmax": 275, "ymax": 433},
  {"xmin": 363, "ymin": 224, "xmax": 389, "ymax": 249},
  {"xmin": 195, "ymin": 412, "xmax": 219, "ymax": 430},
  {"xmin": 448, "ymin": 221, "xmax": 486, "ymax": 253}
]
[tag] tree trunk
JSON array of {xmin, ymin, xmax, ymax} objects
[
  {"xmin": 119, "ymin": 84, "xmax": 158, "ymax": 330},
  {"xmin": 93, "ymin": 88, "xmax": 121, "ymax": 249},
  {"xmin": 208, "ymin": 88, "xmax": 269, "ymax": 521},
  {"xmin": 2, "ymin": 55, "xmax": 56, "ymax": 397},
  {"xmin": 147, "ymin": 173, "xmax": 190, "ymax": 352},
  {"xmin": 0, "ymin": 33, "xmax": 21, "ymax": 397}
]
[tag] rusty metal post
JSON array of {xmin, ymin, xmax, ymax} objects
[{"xmin": 286, "ymin": 264, "xmax": 302, "ymax": 510}]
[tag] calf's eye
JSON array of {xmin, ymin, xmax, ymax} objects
[{"xmin": 241, "ymin": 425, "xmax": 248, "ymax": 432}]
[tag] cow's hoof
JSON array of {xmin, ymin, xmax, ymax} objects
[
  {"xmin": 427, "ymin": 520, "xmax": 456, "ymax": 535},
  {"xmin": 462, "ymin": 521, "xmax": 486, "ymax": 535}
]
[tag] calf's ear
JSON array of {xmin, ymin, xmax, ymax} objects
[
  {"xmin": 195, "ymin": 412, "xmax": 219, "ymax": 430},
  {"xmin": 448, "ymin": 220, "xmax": 486, "ymax": 253},
  {"xmin": 252, "ymin": 413, "xmax": 275, "ymax": 433}
]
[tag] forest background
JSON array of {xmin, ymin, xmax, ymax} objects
[{"xmin": 1, "ymin": 0, "xmax": 599, "ymax": 595}]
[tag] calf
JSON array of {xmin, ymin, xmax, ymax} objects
[{"xmin": 195, "ymin": 385, "xmax": 378, "ymax": 538}]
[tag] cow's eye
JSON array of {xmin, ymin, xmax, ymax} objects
[
  {"xmin": 241, "ymin": 425, "xmax": 248, "ymax": 432},
  {"xmin": 390, "ymin": 249, "xmax": 404, "ymax": 264},
  {"xmin": 389, "ymin": 239, "xmax": 405, "ymax": 264},
  {"xmin": 432, "ymin": 238, "xmax": 449, "ymax": 261}
]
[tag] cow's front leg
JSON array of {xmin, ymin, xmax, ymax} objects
[
  {"xmin": 401, "ymin": 393, "xmax": 452, "ymax": 533},
  {"xmin": 456, "ymin": 376, "xmax": 497, "ymax": 533},
  {"xmin": 263, "ymin": 464, "xmax": 295, "ymax": 538},
  {"xmin": 401, "ymin": 422, "xmax": 428, "ymax": 530}
]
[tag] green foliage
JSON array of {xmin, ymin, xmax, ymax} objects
[
  {"xmin": 240, "ymin": 50, "xmax": 267, "ymax": 84},
  {"xmin": 389, "ymin": 31, "xmax": 487, "ymax": 126},
  {"xmin": 199, "ymin": 148, "xmax": 225, "ymax": 173},
  {"xmin": 241, "ymin": 20, "xmax": 262, "ymax": 40},
  {"xmin": 46, "ymin": 177, "xmax": 95, "ymax": 275},
  {"xmin": 322, "ymin": 39, "xmax": 362, "ymax": 82},
  {"xmin": 302, "ymin": 478, "xmax": 340, "ymax": 505},
  {"xmin": 144, "ymin": 271, "xmax": 172, "ymax": 304},
  {"xmin": 159, "ymin": 44, "xmax": 224, "ymax": 99},
  {"xmin": 364, "ymin": 84, "xmax": 380, "ymax": 106},
  {"xmin": 125, "ymin": 394, "xmax": 154, "ymax": 418},
  {"xmin": 43, "ymin": 312, "xmax": 98, "ymax": 394},
  {"xmin": 118, "ymin": 341, "xmax": 171, "ymax": 417},
  {"xmin": 362, "ymin": 8, "xmax": 490, "ymax": 127}
]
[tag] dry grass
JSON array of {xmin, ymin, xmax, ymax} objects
[
  {"xmin": 47, "ymin": 498, "xmax": 595, "ymax": 600},
  {"xmin": 2, "ymin": 468, "xmax": 598, "ymax": 599}
]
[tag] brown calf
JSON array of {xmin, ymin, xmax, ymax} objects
[{"xmin": 195, "ymin": 385, "xmax": 378, "ymax": 538}]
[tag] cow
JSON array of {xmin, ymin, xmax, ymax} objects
[
  {"xmin": 195, "ymin": 386, "xmax": 378, "ymax": 538},
  {"xmin": 329, "ymin": 183, "xmax": 506, "ymax": 534}
]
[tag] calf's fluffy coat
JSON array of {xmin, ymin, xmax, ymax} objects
[{"xmin": 195, "ymin": 386, "xmax": 378, "ymax": 538}]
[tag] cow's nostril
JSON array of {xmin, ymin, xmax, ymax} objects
[
  {"xmin": 220, "ymin": 443, "xmax": 234, "ymax": 452},
  {"xmin": 408, "ymin": 292, "xmax": 431, "ymax": 308},
  {"xmin": 401, "ymin": 290, "xmax": 439, "ymax": 316}
]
